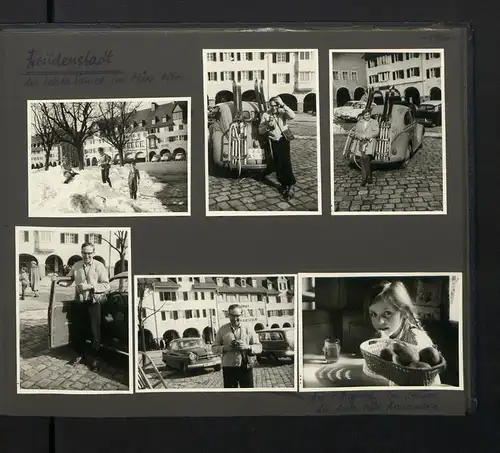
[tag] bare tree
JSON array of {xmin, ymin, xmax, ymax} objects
[
  {"xmin": 96, "ymin": 101, "xmax": 142, "ymax": 166},
  {"xmin": 41, "ymin": 102, "xmax": 97, "ymax": 170},
  {"xmin": 101, "ymin": 230, "xmax": 128, "ymax": 275},
  {"xmin": 30, "ymin": 103, "xmax": 59, "ymax": 171}
]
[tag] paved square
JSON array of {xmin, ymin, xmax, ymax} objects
[
  {"xmin": 140, "ymin": 351, "xmax": 295, "ymax": 390},
  {"xmin": 333, "ymin": 134, "xmax": 444, "ymax": 212},
  {"xmin": 18, "ymin": 286, "xmax": 129, "ymax": 392},
  {"xmin": 208, "ymin": 114, "xmax": 319, "ymax": 212}
]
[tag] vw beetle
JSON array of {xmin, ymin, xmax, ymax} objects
[{"xmin": 343, "ymin": 88, "xmax": 425, "ymax": 169}]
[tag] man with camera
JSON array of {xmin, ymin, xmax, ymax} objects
[
  {"xmin": 52, "ymin": 241, "xmax": 110, "ymax": 371},
  {"xmin": 212, "ymin": 304, "xmax": 262, "ymax": 388}
]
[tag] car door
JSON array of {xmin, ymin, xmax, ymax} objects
[{"xmin": 48, "ymin": 279, "xmax": 72, "ymax": 349}]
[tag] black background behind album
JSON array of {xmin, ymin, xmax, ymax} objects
[{"xmin": 0, "ymin": 0, "xmax": 498, "ymax": 452}]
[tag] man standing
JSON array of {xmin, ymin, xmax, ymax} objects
[
  {"xmin": 212, "ymin": 304, "xmax": 262, "ymax": 388},
  {"xmin": 98, "ymin": 147, "xmax": 112, "ymax": 187},
  {"xmin": 53, "ymin": 241, "xmax": 110, "ymax": 371},
  {"xmin": 128, "ymin": 161, "xmax": 140, "ymax": 200}
]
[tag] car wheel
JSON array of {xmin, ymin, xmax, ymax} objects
[
  {"xmin": 214, "ymin": 364, "xmax": 221, "ymax": 371},
  {"xmin": 180, "ymin": 362, "xmax": 188, "ymax": 375}
]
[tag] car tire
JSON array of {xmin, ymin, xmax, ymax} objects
[{"xmin": 180, "ymin": 362, "xmax": 188, "ymax": 375}]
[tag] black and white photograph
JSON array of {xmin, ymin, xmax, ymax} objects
[
  {"xmin": 330, "ymin": 50, "xmax": 446, "ymax": 214},
  {"xmin": 16, "ymin": 227, "xmax": 132, "ymax": 394},
  {"xmin": 204, "ymin": 50, "xmax": 321, "ymax": 215},
  {"xmin": 28, "ymin": 97, "xmax": 190, "ymax": 217},
  {"xmin": 299, "ymin": 273, "xmax": 463, "ymax": 390},
  {"xmin": 136, "ymin": 275, "xmax": 297, "ymax": 392}
]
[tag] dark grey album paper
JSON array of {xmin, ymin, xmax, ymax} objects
[{"xmin": 0, "ymin": 25, "xmax": 471, "ymax": 417}]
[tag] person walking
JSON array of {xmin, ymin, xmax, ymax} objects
[
  {"xmin": 19, "ymin": 266, "xmax": 30, "ymax": 300},
  {"xmin": 98, "ymin": 147, "xmax": 112, "ymax": 188},
  {"xmin": 128, "ymin": 161, "xmax": 140, "ymax": 200},
  {"xmin": 212, "ymin": 304, "xmax": 262, "ymax": 388},
  {"xmin": 28, "ymin": 261, "xmax": 40, "ymax": 298},
  {"xmin": 259, "ymin": 96, "xmax": 297, "ymax": 200}
]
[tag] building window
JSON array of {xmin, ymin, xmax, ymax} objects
[
  {"xmin": 378, "ymin": 71, "xmax": 390, "ymax": 82},
  {"xmin": 392, "ymin": 53, "xmax": 404, "ymax": 63},
  {"xmin": 207, "ymin": 71, "xmax": 217, "ymax": 82},
  {"xmin": 342, "ymin": 71, "xmax": 349, "ymax": 80},
  {"xmin": 245, "ymin": 52, "xmax": 253, "ymax": 61},
  {"xmin": 426, "ymin": 52, "xmax": 441, "ymax": 60},
  {"xmin": 393, "ymin": 69, "xmax": 405, "ymax": 80},
  {"xmin": 299, "ymin": 51, "xmax": 311, "ymax": 60},
  {"xmin": 351, "ymin": 71, "xmax": 358, "ymax": 81},
  {"xmin": 61, "ymin": 233, "xmax": 78, "ymax": 244},
  {"xmin": 22, "ymin": 231, "xmax": 29, "ymax": 242},
  {"xmin": 173, "ymin": 110, "xmax": 183, "ymax": 121},
  {"xmin": 406, "ymin": 67, "xmax": 421, "ymax": 78},
  {"xmin": 217, "ymin": 277, "xmax": 223, "ymax": 286},
  {"xmin": 201, "ymin": 292, "xmax": 205, "ymax": 300},
  {"xmin": 275, "ymin": 52, "xmax": 289, "ymax": 63},
  {"xmin": 240, "ymin": 279, "xmax": 246, "ymax": 288},
  {"xmin": 151, "ymin": 117, "xmax": 158, "ymax": 125},
  {"xmin": 38, "ymin": 231, "xmax": 52, "ymax": 242},
  {"xmin": 172, "ymin": 311, "xmax": 179, "ymax": 320},
  {"xmin": 161, "ymin": 311, "xmax": 166, "ymax": 321},
  {"xmin": 194, "ymin": 292, "xmax": 198, "ymax": 301},
  {"xmin": 426, "ymin": 67, "xmax": 441, "ymax": 78},
  {"xmin": 207, "ymin": 52, "xmax": 217, "ymax": 62},
  {"xmin": 84, "ymin": 233, "xmax": 102, "ymax": 245},
  {"xmin": 159, "ymin": 292, "xmax": 176, "ymax": 302},
  {"xmin": 185, "ymin": 310, "xmax": 193, "ymax": 319},
  {"xmin": 405, "ymin": 52, "xmax": 420, "ymax": 60},
  {"xmin": 221, "ymin": 71, "xmax": 235, "ymax": 81},
  {"xmin": 252, "ymin": 70, "xmax": 264, "ymax": 80},
  {"xmin": 273, "ymin": 73, "xmax": 290, "ymax": 84},
  {"xmin": 369, "ymin": 74, "xmax": 379, "ymax": 84},
  {"xmin": 183, "ymin": 292, "xmax": 188, "ymax": 301},
  {"xmin": 210, "ymin": 292, "xmax": 215, "ymax": 300},
  {"xmin": 332, "ymin": 70, "xmax": 339, "ymax": 80},
  {"xmin": 220, "ymin": 52, "xmax": 235, "ymax": 62},
  {"xmin": 299, "ymin": 71, "xmax": 312, "ymax": 82},
  {"xmin": 223, "ymin": 310, "xmax": 229, "ymax": 318},
  {"xmin": 203, "ymin": 309, "xmax": 207, "ymax": 318}
]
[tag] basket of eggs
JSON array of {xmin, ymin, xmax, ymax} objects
[{"xmin": 359, "ymin": 338, "xmax": 446, "ymax": 386}]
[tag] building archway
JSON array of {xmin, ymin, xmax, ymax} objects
[
  {"xmin": 19, "ymin": 254, "xmax": 38, "ymax": 270},
  {"xmin": 86, "ymin": 158, "xmax": 91, "ymax": 167},
  {"xmin": 404, "ymin": 86, "xmax": 421, "ymax": 106},
  {"xmin": 202, "ymin": 326, "xmax": 216, "ymax": 343},
  {"xmin": 215, "ymin": 90, "xmax": 233, "ymax": 104},
  {"xmin": 94, "ymin": 256, "xmax": 106, "ymax": 267},
  {"xmin": 354, "ymin": 87, "xmax": 366, "ymax": 101},
  {"xmin": 91, "ymin": 157, "xmax": 98, "ymax": 166},
  {"xmin": 372, "ymin": 90, "xmax": 384, "ymax": 106},
  {"xmin": 336, "ymin": 87, "xmax": 351, "ymax": 107},
  {"xmin": 160, "ymin": 149, "xmax": 171, "ymax": 158},
  {"xmin": 271, "ymin": 323, "xmax": 280, "ymax": 329},
  {"xmin": 45, "ymin": 255, "xmax": 63, "ymax": 275},
  {"xmin": 278, "ymin": 93, "xmax": 298, "ymax": 112},
  {"xmin": 135, "ymin": 151, "xmax": 145, "ymax": 162},
  {"xmin": 242, "ymin": 90, "xmax": 257, "ymax": 102},
  {"xmin": 138, "ymin": 328, "xmax": 155, "ymax": 351},
  {"xmin": 163, "ymin": 329, "xmax": 180, "ymax": 346},
  {"xmin": 254, "ymin": 323, "xmax": 265, "ymax": 332},
  {"xmin": 31, "ymin": 164, "xmax": 36, "ymax": 169},
  {"xmin": 67, "ymin": 255, "xmax": 82, "ymax": 267},
  {"xmin": 149, "ymin": 151, "xmax": 157, "ymax": 161},
  {"xmin": 173, "ymin": 148, "xmax": 186, "ymax": 161},
  {"xmin": 114, "ymin": 259, "xmax": 128, "ymax": 275},
  {"xmin": 430, "ymin": 87, "xmax": 442, "ymax": 101},
  {"xmin": 183, "ymin": 328, "xmax": 200, "ymax": 338},
  {"xmin": 283, "ymin": 322, "xmax": 292, "ymax": 328},
  {"xmin": 303, "ymin": 93, "xmax": 316, "ymax": 113}
]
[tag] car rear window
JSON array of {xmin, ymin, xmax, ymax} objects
[{"xmin": 259, "ymin": 331, "xmax": 285, "ymax": 341}]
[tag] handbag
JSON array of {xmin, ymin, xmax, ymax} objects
[
  {"xmin": 242, "ymin": 350, "xmax": 257, "ymax": 370},
  {"xmin": 273, "ymin": 113, "xmax": 295, "ymax": 141}
]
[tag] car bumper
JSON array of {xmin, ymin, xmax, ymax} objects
[
  {"xmin": 187, "ymin": 358, "xmax": 221, "ymax": 370},
  {"xmin": 416, "ymin": 117, "xmax": 436, "ymax": 126},
  {"xmin": 261, "ymin": 350, "xmax": 295, "ymax": 358}
]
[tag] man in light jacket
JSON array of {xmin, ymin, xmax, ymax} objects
[
  {"xmin": 53, "ymin": 241, "xmax": 110, "ymax": 371},
  {"xmin": 212, "ymin": 304, "xmax": 262, "ymax": 388}
]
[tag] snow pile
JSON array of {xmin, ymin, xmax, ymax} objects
[{"xmin": 30, "ymin": 165, "xmax": 169, "ymax": 215}]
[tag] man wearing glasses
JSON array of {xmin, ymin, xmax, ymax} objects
[
  {"xmin": 212, "ymin": 304, "xmax": 262, "ymax": 388},
  {"xmin": 53, "ymin": 242, "xmax": 110, "ymax": 371}
]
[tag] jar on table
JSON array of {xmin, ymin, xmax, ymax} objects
[{"xmin": 323, "ymin": 338, "xmax": 341, "ymax": 364}]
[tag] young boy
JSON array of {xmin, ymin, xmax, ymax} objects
[{"xmin": 128, "ymin": 161, "xmax": 140, "ymax": 200}]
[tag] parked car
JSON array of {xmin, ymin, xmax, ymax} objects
[
  {"xmin": 333, "ymin": 100, "xmax": 358, "ymax": 119},
  {"xmin": 415, "ymin": 100, "xmax": 442, "ymax": 127},
  {"xmin": 256, "ymin": 328, "xmax": 295, "ymax": 363},
  {"xmin": 174, "ymin": 153, "xmax": 186, "ymax": 161},
  {"xmin": 48, "ymin": 271, "xmax": 130, "ymax": 355},
  {"xmin": 343, "ymin": 101, "xmax": 425, "ymax": 169},
  {"xmin": 150, "ymin": 155, "xmax": 160, "ymax": 162},
  {"xmin": 162, "ymin": 338, "xmax": 221, "ymax": 374},
  {"xmin": 160, "ymin": 154, "xmax": 171, "ymax": 162},
  {"xmin": 338, "ymin": 101, "xmax": 368, "ymax": 122}
]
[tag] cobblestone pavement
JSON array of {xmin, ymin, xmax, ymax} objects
[
  {"xmin": 140, "ymin": 352, "xmax": 295, "ymax": 390},
  {"xmin": 19, "ymin": 290, "xmax": 129, "ymax": 392},
  {"xmin": 208, "ymin": 115, "xmax": 319, "ymax": 212},
  {"xmin": 333, "ymin": 135, "xmax": 444, "ymax": 212}
]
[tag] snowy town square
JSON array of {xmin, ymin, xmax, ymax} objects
[
  {"xmin": 331, "ymin": 52, "xmax": 444, "ymax": 213},
  {"xmin": 28, "ymin": 98, "xmax": 189, "ymax": 217},
  {"xmin": 17, "ymin": 228, "xmax": 131, "ymax": 392},
  {"xmin": 136, "ymin": 275, "xmax": 297, "ymax": 391},
  {"xmin": 205, "ymin": 50, "xmax": 320, "ymax": 213}
]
